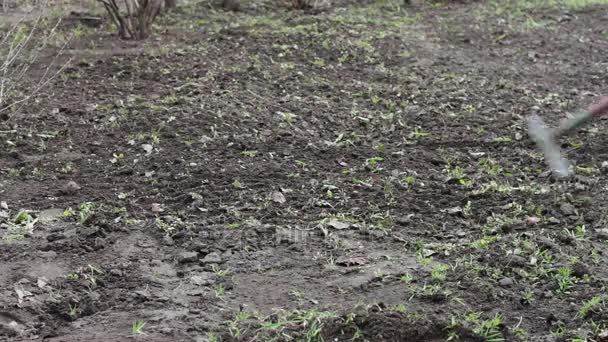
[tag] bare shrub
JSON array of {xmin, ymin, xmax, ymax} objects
[
  {"xmin": 96, "ymin": 0, "xmax": 163, "ymax": 40},
  {"xmin": 0, "ymin": 12, "xmax": 71, "ymax": 119}
]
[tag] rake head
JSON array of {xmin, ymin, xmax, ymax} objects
[{"xmin": 528, "ymin": 114, "xmax": 570, "ymax": 177}]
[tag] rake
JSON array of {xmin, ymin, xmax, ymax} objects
[{"xmin": 528, "ymin": 96, "xmax": 608, "ymax": 177}]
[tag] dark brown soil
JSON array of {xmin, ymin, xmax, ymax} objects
[{"xmin": 2, "ymin": 1, "xmax": 608, "ymax": 341}]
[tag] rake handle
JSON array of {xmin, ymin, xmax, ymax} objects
[
  {"xmin": 588, "ymin": 96, "xmax": 608, "ymax": 117},
  {"xmin": 555, "ymin": 96, "xmax": 608, "ymax": 137}
]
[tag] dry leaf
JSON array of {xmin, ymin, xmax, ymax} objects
[
  {"xmin": 327, "ymin": 220, "xmax": 350, "ymax": 230},
  {"xmin": 271, "ymin": 191, "xmax": 286, "ymax": 204},
  {"xmin": 151, "ymin": 203, "xmax": 163, "ymax": 213}
]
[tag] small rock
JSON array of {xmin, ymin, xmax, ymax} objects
[
  {"xmin": 270, "ymin": 191, "xmax": 286, "ymax": 204},
  {"xmin": 46, "ymin": 233, "xmax": 66, "ymax": 242},
  {"xmin": 94, "ymin": 237, "xmax": 106, "ymax": 250},
  {"xmin": 327, "ymin": 220, "xmax": 350, "ymax": 230},
  {"xmin": 38, "ymin": 208, "xmax": 65, "ymax": 223},
  {"xmin": 498, "ymin": 277, "xmax": 514, "ymax": 287},
  {"xmin": 37, "ymin": 250, "xmax": 57, "ymax": 259},
  {"xmin": 574, "ymin": 175, "xmax": 594, "ymax": 185},
  {"xmin": 142, "ymin": 144, "xmax": 153, "ymax": 155},
  {"xmin": 396, "ymin": 215, "xmax": 414, "ymax": 224},
  {"xmin": 160, "ymin": 327, "xmax": 174, "ymax": 335},
  {"xmin": 109, "ymin": 269, "xmax": 123, "ymax": 277},
  {"xmin": 162, "ymin": 235, "xmax": 174, "ymax": 246},
  {"xmin": 190, "ymin": 272, "xmax": 216, "ymax": 286},
  {"xmin": 151, "ymin": 203, "xmax": 164, "ymax": 213},
  {"xmin": 446, "ymin": 206, "xmax": 463, "ymax": 215},
  {"xmin": 60, "ymin": 181, "xmax": 81, "ymax": 195},
  {"xmin": 571, "ymin": 263, "xmax": 590, "ymax": 278},
  {"xmin": 422, "ymin": 248, "xmax": 436, "ymax": 257},
  {"xmin": 507, "ymin": 255, "xmax": 527, "ymax": 267},
  {"xmin": 179, "ymin": 251, "xmax": 199, "ymax": 264},
  {"xmin": 596, "ymin": 228, "xmax": 608, "ymax": 240},
  {"xmin": 200, "ymin": 252, "xmax": 222, "ymax": 264},
  {"xmin": 336, "ymin": 255, "xmax": 368, "ymax": 266},
  {"xmin": 255, "ymin": 224, "xmax": 275, "ymax": 234},
  {"xmin": 525, "ymin": 216, "xmax": 541, "ymax": 225},
  {"xmin": 597, "ymin": 330, "xmax": 608, "ymax": 342},
  {"xmin": 560, "ymin": 203, "xmax": 576, "ymax": 216}
]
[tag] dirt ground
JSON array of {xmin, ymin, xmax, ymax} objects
[{"xmin": 2, "ymin": 0, "xmax": 608, "ymax": 341}]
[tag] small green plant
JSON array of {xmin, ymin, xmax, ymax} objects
[
  {"xmin": 577, "ymin": 296, "xmax": 604, "ymax": 319},
  {"xmin": 3, "ymin": 210, "xmax": 37, "ymax": 243},
  {"xmin": 474, "ymin": 314, "xmax": 504, "ymax": 342},
  {"xmin": 66, "ymin": 272, "xmax": 79, "ymax": 280},
  {"xmin": 564, "ymin": 225, "xmax": 587, "ymax": 240},
  {"xmin": 215, "ymin": 283, "xmax": 226, "ymax": 299},
  {"xmin": 409, "ymin": 126, "xmax": 429, "ymax": 139},
  {"xmin": 431, "ymin": 263, "xmax": 449, "ymax": 282},
  {"xmin": 400, "ymin": 273, "xmax": 414, "ymax": 284},
  {"xmin": 63, "ymin": 207, "xmax": 75, "ymax": 218},
  {"xmin": 444, "ymin": 164, "xmax": 472, "ymax": 185},
  {"xmin": 132, "ymin": 320, "xmax": 146, "ymax": 336},
  {"xmin": 78, "ymin": 202, "xmax": 95, "ymax": 224},
  {"xmin": 521, "ymin": 289, "xmax": 535, "ymax": 305},
  {"xmin": 471, "ymin": 235, "xmax": 497, "ymax": 250},
  {"xmin": 212, "ymin": 265, "xmax": 229, "ymax": 277},
  {"xmin": 241, "ymin": 150, "xmax": 257, "ymax": 157},
  {"xmin": 365, "ymin": 156, "xmax": 384, "ymax": 167},
  {"xmin": 402, "ymin": 175, "xmax": 415, "ymax": 184},
  {"xmin": 391, "ymin": 303, "xmax": 407, "ymax": 313},
  {"xmin": 479, "ymin": 158, "xmax": 503, "ymax": 175},
  {"xmin": 554, "ymin": 267, "xmax": 574, "ymax": 296},
  {"xmin": 83, "ymin": 264, "xmax": 104, "ymax": 288},
  {"xmin": 68, "ymin": 303, "xmax": 80, "ymax": 320}
]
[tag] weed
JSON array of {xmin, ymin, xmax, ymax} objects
[
  {"xmin": 431, "ymin": 263, "xmax": 449, "ymax": 282},
  {"xmin": 78, "ymin": 202, "xmax": 95, "ymax": 224},
  {"xmin": 554, "ymin": 267, "xmax": 574, "ymax": 296},
  {"xmin": 400, "ymin": 273, "xmax": 414, "ymax": 284},
  {"xmin": 3, "ymin": 210, "xmax": 37, "ymax": 243},
  {"xmin": 521, "ymin": 289, "xmax": 535, "ymax": 305},
  {"xmin": 241, "ymin": 150, "xmax": 257, "ymax": 157},
  {"xmin": 474, "ymin": 314, "xmax": 505, "ymax": 342},
  {"xmin": 563, "ymin": 225, "xmax": 587, "ymax": 240},
  {"xmin": 132, "ymin": 320, "xmax": 146, "ymax": 336},
  {"xmin": 444, "ymin": 164, "xmax": 471, "ymax": 185},
  {"xmin": 409, "ymin": 126, "xmax": 429, "ymax": 139},
  {"xmin": 68, "ymin": 303, "xmax": 80, "ymax": 320},
  {"xmin": 212, "ymin": 265, "xmax": 229, "ymax": 277},
  {"xmin": 577, "ymin": 296, "xmax": 604, "ymax": 319},
  {"xmin": 216, "ymin": 283, "xmax": 226, "ymax": 299}
]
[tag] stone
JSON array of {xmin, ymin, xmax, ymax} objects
[
  {"xmin": 498, "ymin": 277, "xmax": 514, "ymax": 287},
  {"xmin": 200, "ymin": 252, "xmax": 222, "ymax": 264},
  {"xmin": 507, "ymin": 255, "xmax": 527, "ymax": 267},
  {"xmin": 560, "ymin": 203, "xmax": 576, "ymax": 216},
  {"xmin": 572, "ymin": 263, "xmax": 590, "ymax": 278},
  {"xmin": 179, "ymin": 251, "xmax": 199, "ymax": 264},
  {"xmin": 60, "ymin": 181, "xmax": 81, "ymax": 195}
]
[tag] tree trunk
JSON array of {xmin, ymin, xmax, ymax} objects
[{"xmin": 164, "ymin": 0, "xmax": 177, "ymax": 8}]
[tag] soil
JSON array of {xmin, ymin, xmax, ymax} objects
[{"xmin": 2, "ymin": 0, "xmax": 608, "ymax": 341}]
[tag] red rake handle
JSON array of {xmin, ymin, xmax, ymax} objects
[{"xmin": 588, "ymin": 96, "xmax": 608, "ymax": 117}]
